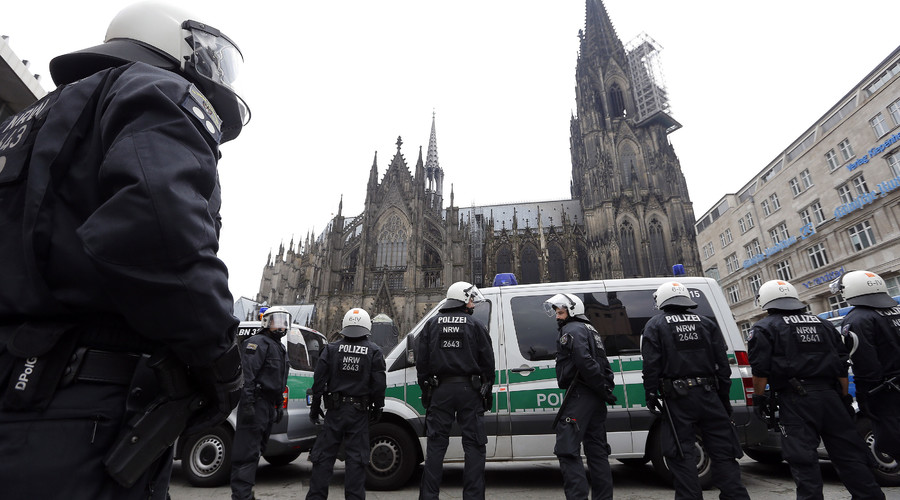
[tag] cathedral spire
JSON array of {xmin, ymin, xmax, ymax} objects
[
  {"xmin": 425, "ymin": 112, "xmax": 444, "ymax": 208},
  {"xmin": 338, "ymin": 194, "xmax": 343, "ymax": 217},
  {"xmin": 368, "ymin": 151, "xmax": 378, "ymax": 189},
  {"xmin": 583, "ymin": 0, "xmax": 624, "ymax": 63}
]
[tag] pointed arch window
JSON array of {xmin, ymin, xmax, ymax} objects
[
  {"xmin": 577, "ymin": 243, "xmax": 591, "ymax": 280},
  {"xmin": 609, "ymin": 83, "xmax": 626, "ymax": 118},
  {"xmin": 376, "ymin": 215, "xmax": 408, "ymax": 268},
  {"xmin": 620, "ymin": 144, "xmax": 636, "ymax": 187},
  {"xmin": 521, "ymin": 245, "xmax": 540, "ymax": 284},
  {"xmin": 548, "ymin": 243, "xmax": 566, "ymax": 282},
  {"xmin": 648, "ymin": 219, "xmax": 668, "ymax": 276},
  {"xmin": 620, "ymin": 221, "xmax": 639, "ymax": 278},
  {"xmin": 496, "ymin": 245, "xmax": 512, "ymax": 274}
]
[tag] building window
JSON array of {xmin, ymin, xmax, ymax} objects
[
  {"xmin": 800, "ymin": 169, "xmax": 813, "ymax": 189},
  {"xmin": 799, "ymin": 208, "xmax": 812, "ymax": 227},
  {"xmin": 871, "ymin": 112, "xmax": 889, "ymax": 138},
  {"xmin": 726, "ymin": 253, "xmax": 740, "ymax": 274},
  {"xmin": 521, "ymin": 245, "xmax": 540, "ymax": 284},
  {"xmin": 745, "ymin": 240, "xmax": 761, "ymax": 260},
  {"xmin": 761, "ymin": 199, "xmax": 771, "ymax": 217},
  {"xmin": 839, "ymin": 139, "xmax": 854, "ymax": 162},
  {"xmin": 548, "ymin": 243, "xmax": 566, "ymax": 282},
  {"xmin": 889, "ymin": 154, "xmax": 900, "ymax": 177},
  {"xmin": 376, "ymin": 215, "xmax": 408, "ymax": 268},
  {"xmin": 726, "ymin": 284, "xmax": 741, "ymax": 304},
  {"xmin": 703, "ymin": 241, "xmax": 715, "ymax": 259},
  {"xmin": 748, "ymin": 273, "xmax": 762, "ymax": 296},
  {"xmin": 885, "ymin": 276, "xmax": 900, "ymax": 297},
  {"xmin": 826, "ymin": 149, "xmax": 839, "ymax": 171},
  {"xmin": 810, "ymin": 202, "xmax": 826, "ymax": 224},
  {"xmin": 620, "ymin": 221, "xmax": 640, "ymax": 278},
  {"xmin": 648, "ymin": 220, "xmax": 668, "ymax": 276},
  {"xmin": 740, "ymin": 322, "xmax": 752, "ymax": 341},
  {"xmin": 720, "ymin": 229, "xmax": 733, "ymax": 248},
  {"xmin": 770, "ymin": 193, "xmax": 781, "ymax": 211},
  {"xmin": 739, "ymin": 217, "xmax": 747, "ymax": 233},
  {"xmin": 848, "ymin": 220, "xmax": 876, "ymax": 251},
  {"xmin": 853, "ymin": 175, "xmax": 869, "ymax": 195},
  {"xmin": 775, "ymin": 259, "xmax": 793, "ymax": 281},
  {"xmin": 745, "ymin": 212, "xmax": 754, "ymax": 229},
  {"xmin": 828, "ymin": 295, "xmax": 850, "ymax": 311},
  {"xmin": 770, "ymin": 223, "xmax": 789, "ymax": 245},
  {"xmin": 807, "ymin": 243, "xmax": 829, "ymax": 270},
  {"xmin": 705, "ymin": 266, "xmax": 720, "ymax": 281},
  {"xmin": 890, "ymin": 99, "xmax": 900, "ymax": 125},
  {"xmin": 838, "ymin": 184, "xmax": 853, "ymax": 204},
  {"xmin": 789, "ymin": 177, "xmax": 801, "ymax": 196}
]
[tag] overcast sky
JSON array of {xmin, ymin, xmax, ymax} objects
[{"xmin": 5, "ymin": 1, "xmax": 898, "ymax": 302}]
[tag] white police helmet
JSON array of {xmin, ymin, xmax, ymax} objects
[
  {"xmin": 49, "ymin": 1, "xmax": 249, "ymax": 142},
  {"xmin": 831, "ymin": 270, "xmax": 899, "ymax": 308},
  {"xmin": 341, "ymin": 308, "xmax": 372, "ymax": 338},
  {"xmin": 261, "ymin": 306, "xmax": 292, "ymax": 334},
  {"xmin": 543, "ymin": 293, "xmax": 587, "ymax": 320},
  {"xmin": 653, "ymin": 281, "xmax": 697, "ymax": 309},
  {"xmin": 756, "ymin": 280, "xmax": 805, "ymax": 311},
  {"xmin": 445, "ymin": 281, "xmax": 485, "ymax": 308}
]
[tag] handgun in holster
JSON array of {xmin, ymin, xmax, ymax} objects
[
  {"xmin": 104, "ymin": 353, "xmax": 204, "ymax": 488},
  {"xmin": 788, "ymin": 378, "xmax": 807, "ymax": 396}
]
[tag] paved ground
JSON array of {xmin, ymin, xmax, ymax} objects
[{"xmin": 167, "ymin": 456, "xmax": 900, "ymax": 499}]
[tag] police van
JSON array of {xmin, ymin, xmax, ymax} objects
[
  {"xmin": 174, "ymin": 321, "xmax": 327, "ymax": 486},
  {"xmin": 364, "ymin": 277, "xmax": 767, "ymax": 490}
]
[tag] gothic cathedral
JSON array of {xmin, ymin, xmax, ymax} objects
[{"xmin": 257, "ymin": 0, "xmax": 701, "ymax": 338}]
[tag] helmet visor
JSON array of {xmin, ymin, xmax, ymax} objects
[
  {"xmin": 465, "ymin": 284, "xmax": 485, "ymax": 304},
  {"xmin": 265, "ymin": 311, "xmax": 291, "ymax": 330},
  {"xmin": 183, "ymin": 21, "xmax": 249, "ymax": 125}
]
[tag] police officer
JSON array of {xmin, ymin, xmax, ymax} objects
[
  {"xmin": 416, "ymin": 282, "xmax": 494, "ymax": 500},
  {"xmin": 0, "ymin": 3, "xmax": 247, "ymax": 499},
  {"xmin": 306, "ymin": 308, "xmax": 386, "ymax": 500},
  {"xmin": 831, "ymin": 270, "xmax": 900, "ymax": 463},
  {"xmin": 641, "ymin": 282, "xmax": 749, "ymax": 500},
  {"xmin": 544, "ymin": 292, "xmax": 616, "ymax": 500},
  {"xmin": 748, "ymin": 280, "xmax": 884, "ymax": 500},
  {"xmin": 231, "ymin": 307, "xmax": 291, "ymax": 500}
]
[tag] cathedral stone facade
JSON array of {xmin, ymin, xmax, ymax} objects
[{"xmin": 257, "ymin": 0, "xmax": 702, "ymax": 339}]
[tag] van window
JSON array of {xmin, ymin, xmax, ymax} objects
[
  {"xmin": 510, "ymin": 289, "xmax": 717, "ymax": 359},
  {"xmin": 286, "ymin": 328, "xmax": 327, "ymax": 372},
  {"xmin": 391, "ymin": 300, "xmax": 493, "ymax": 371}
]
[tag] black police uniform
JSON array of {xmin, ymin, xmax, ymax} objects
[
  {"xmin": 306, "ymin": 333, "xmax": 386, "ymax": 500},
  {"xmin": 231, "ymin": 331, "xmax": 289, "ymax": 500},
  {"xmin": 415, "ymin": 304, "xmax": 494, "ymax": 500},
  {"xmin": 841, "ymin": 304, "xmax": 900, "ymax": 460},
  {"xmin": 748, "ymin": 311, "xmax": 884, "ymax": 500},
  {"xmin": 0, "ymin": 62, "xmax": 238, "ymax": 500},
  {"xmin": 555, "ymin": 316, "xmax": 615, "ymax": 500},
  {"xmin": 642, "ymin": 309, "xmax": 749, "ymax": 500}
]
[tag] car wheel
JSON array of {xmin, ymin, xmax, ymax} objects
[
  {"xmin": 264, "ymin": 450, "xmax": 302, "ymax": 466},
  {"xmin": 181, "ymin": 425, "xmax": 233, "ymax": 487},
  {"xmin": 743, "ymin": 447, "xmax": 783, "ymax": 465},
  {"xmin": 857, "ymin": 416, "xmax": 900, "ymax": 486},
  {"xmin": 366, "ymin": 422, "xmax": 417, "ymax": 490},
  {"xmin": 649, "ymin": 428, "xmax": 713, "ymax": 490}
]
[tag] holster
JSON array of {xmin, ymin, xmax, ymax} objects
[{"xmin": 324, "ymin": 392, "xmax": 342, "ymax": 410}]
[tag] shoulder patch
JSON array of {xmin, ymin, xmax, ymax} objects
[
  {"xmin": 245, "ymin": 342, "xmax": 258, "ymax": 352},
  {"xmin": 746, "ymin": 329, "xmax": 755, "ymax": 341},
  {"xmin": 841, "ymin": 324, "xmax": 851, "ymax": 337},
  {"xmin": 182, "ymin": 84, "xmax": 223, "ymax": 143},
  {"xmin": 560, "ymin": 333, "xmax": 570, "ymax": 345}
]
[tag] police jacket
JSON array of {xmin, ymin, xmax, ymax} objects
[
  {"xmin": 240, "ymin": 332, "xmax": 289, "ymax": 404},
  {"xmin": 0, "ymin": 62, "xmax": 236, "ymax": 365},
  {"xmin": 313, "ymin": 335, "xmax": 386, "ymax": 405},
  {"xmin": 415, "ymin": 306, "xmax": 495, "ymax": 387},
  {"xmin": 556, "ymin": 317, "xmax": 615, "ymax": 396},
  {"xmin": 841, "ymin": 305, "xmax": 900, "ymax": 385},
  {"xmin": 641, "ymin": 307, "xmax": 731, "ymax": 396},
  {"xmin": 748, "ymin": 310, "xmax": 848, "ymax": 391}
]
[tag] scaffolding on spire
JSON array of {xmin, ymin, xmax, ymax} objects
[{"xmin": 625, "ymin": 32, "xmax": 680, "ymax": 134}]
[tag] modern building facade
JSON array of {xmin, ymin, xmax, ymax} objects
[
  {"xmin": 1, "ymin": 35, "xmax": 46, "ymax": 120},
  {"xmin": 695, "ymin": 45, "xmax": 900, "ymax": 338},
  {"xmin": 258, "ymin": 0, "xmax": 702, "ymax": 338}
]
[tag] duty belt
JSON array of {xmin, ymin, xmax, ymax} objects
[
  {"xmin": 664, "ymin": 376, "xmax": 715, "ymax": 389},
  {"xmin": 340, "ymin": 395, "xmax": 369, "ymax": 405},
  {"xmin": 440, "ymin": 376, "xmax": 472, "ymax": 384},
  {"xmin": 60, "ymin": 347, "xmax": 141, "ymax": 387}
]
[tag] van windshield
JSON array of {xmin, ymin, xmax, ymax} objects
[{"xmin": 511, "ymin": 289, "xmax": 717, "ymax": 359}]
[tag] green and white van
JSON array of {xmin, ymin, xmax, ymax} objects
[
  {"xmin": 364, "ymin": 277, "xmax": 768, "ymax": 490},
  {"xmin": 175, "ymin": 321, "xmax": 327, "ymax": 486}
]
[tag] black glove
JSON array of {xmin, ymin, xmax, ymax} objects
[
  {"xmin": 368, "ymin": 402, "xmax": 383, "ymax": 423},
  {"xmin": 185, "ymin": 343, "xmax": 243, "ymax": 435},
  {"xmin": 646, "ymin": 392, "xmax": 662, "ymax": 416},
  {"xmin": 309, "ymin": 394, "xmax": 323, "ymax": 425},
  {"xmin": 751, "ymin": 394, "xmax": 770, "ymax": 423},
  {"xmin": 479, "ymin": 383, "xmax": 493, "ymax": 412},
  {"xmin": 604, "ymin": 388, "xmax": 618, "ymax": 405},
  {"xmin": 841, "ymin": 393, "xmax": 856, "ymax": 421},
  {"xmin": 274, "ymin": 406, "xmax": 284, "ymax": 424}
]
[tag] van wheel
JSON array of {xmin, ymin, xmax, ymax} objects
[
  {"xmin": 264, "ymin": 450, "xmax": 302, "ymax": 466},
  {"xmin": 649, "ymin": 428, "xmax": 713, "ymax": 490},
  {"xmin": 181, "ymin": 425, "xmax": 233, "ymax": 487},
  {"xmin": 367, "ymin": 422, "xmax": 417, "ymax": 490},
  {"xmin": 857, "ymin": 415, "xmax": 900, "ymax": 486}
]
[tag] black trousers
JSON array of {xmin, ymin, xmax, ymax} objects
[
  {"xmin": 306, "ymin": 403, "xmax": 370, "ymax": 500},
  {"xmin": 663, "ymin": 388, "xmax": 748, "ymax": 500},
  {"xmin": 419, "ymin": 380, "xmax": 486, "ymax": 500},
  {"xmin": 230, "ymin": 399, "xmax": 275, "ymax": 500},
  {"xmin": 0, "ymin": 381, "xmax": 172, "ymax": 500},
  {"xmin": 554, "ymin": 386, "xmax": 613, "ymax": 500},
  {"xmin": 862, "ymin": 388, "xmax": 900, "ymax": 460},
  {"xmin": 779, "ymin": 389, "xmax": 884, "ymax": 500}
]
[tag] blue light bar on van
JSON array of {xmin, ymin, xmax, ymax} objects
[
  {"xmin": 672, "ymin": 264, "xmax": 686, "ymax": 276},
  {"xmin": 493, "ymin": 273, "xmax": 518, "ymax": 286}
]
